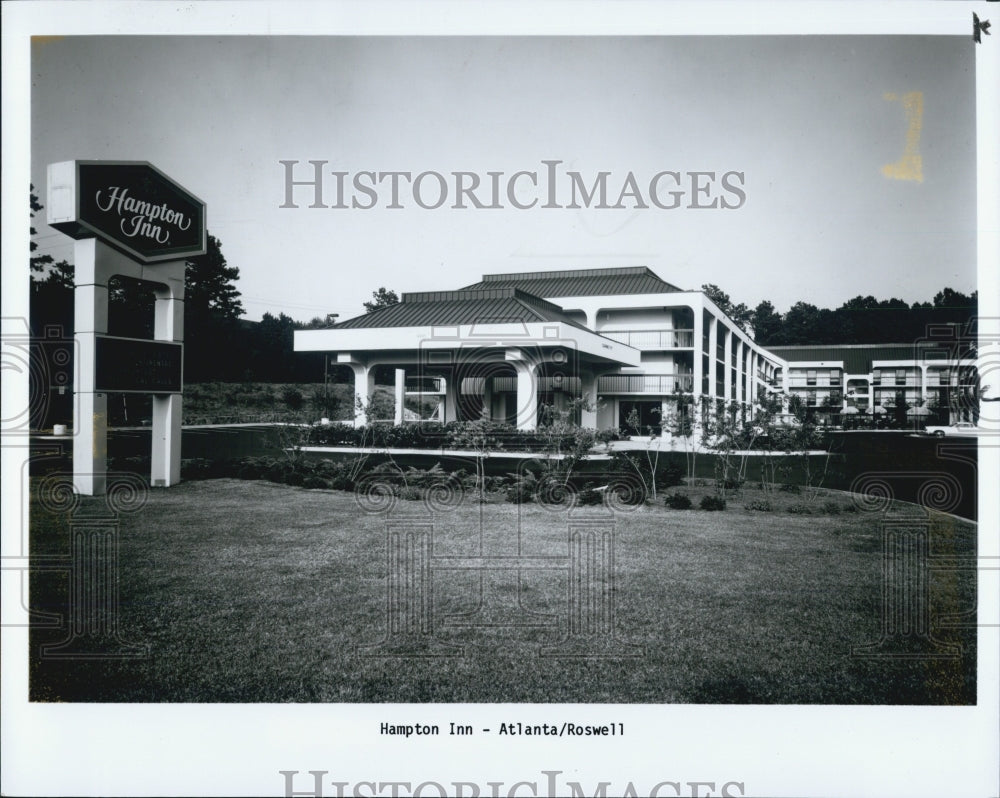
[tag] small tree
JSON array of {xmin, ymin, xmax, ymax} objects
[
  {"xmin": 664, "ymin": 391, "xmax": 698, "ymax": 480},
  {"xmin": 613, "ymin": 405, "xmax": 675, "ymax": 502},
  {"xmin": 536, "ymin": 397, "xmax": 600, "ymax": 488},
  {"xmin": 780, "ymin": 395, "xmax": 830, "ymax": 501},
  {"xmin": 363, "ymin": 287, "xmax": 400, "ymax": 313},
  {"xmin": 448, "ymin": 416, "xmax": 507, "ymax": 502}
]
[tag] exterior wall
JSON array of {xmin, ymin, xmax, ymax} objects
[{"xmin": 548, "ymin": 291, "xmax": 781, "ymax": 434}]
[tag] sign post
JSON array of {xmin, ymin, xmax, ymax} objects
[{"xmin": 47, "ymin": 161, "xmax": 206, "ymax": 495}]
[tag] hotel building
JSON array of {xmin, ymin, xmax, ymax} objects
[{"xmin": 294, "ymin": 267, "xmax": 977, "ymax": 432}]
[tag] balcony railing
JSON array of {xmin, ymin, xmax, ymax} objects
[
  {"xmin": 466, "ymin": 376, "xmax": 582, "ymax": 394},
  {"xmin": 405, "ymin": 376, "xmax": 445, "ymax": 394},
  {"xmin": 788, "ymin": 378, "xmax": 844, "ymax": 388},
  {"xmin": 873, "ymin": 377, "xmax": 922, "ymax": 388},
  {"xmin": 598, "ymin": 374, "xmax": 693, "ymax": 394},
  {"xmin": 599, "ymin": 329, "xmax": 695, "ymax": 349}
]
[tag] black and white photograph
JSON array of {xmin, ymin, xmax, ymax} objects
[{"xmin": 3, "ymin": 2, "xmax": 998, "ymax": 797}]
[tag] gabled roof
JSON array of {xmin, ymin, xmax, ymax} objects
[
  {"xmin": 461, "ymin": 266, "xmax": 683, "ymax": 297},
  {"xmin": 769, "ymin": 343, "xmax": 973, "ymax": 374},
  {"xmin": 332, "ymin": 287, "xmax": 590, "ymax": 329}
]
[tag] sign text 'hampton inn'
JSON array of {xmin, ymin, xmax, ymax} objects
[{"xmin": 48, "ymin": 161, "xmax": 206, "ymax": 264}]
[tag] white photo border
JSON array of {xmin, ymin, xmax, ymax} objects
[{"xmin": 2, "ymin": 3, "xmax": 998, "ymax": 797}]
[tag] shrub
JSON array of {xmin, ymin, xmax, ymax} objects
[
  {"xmin": 484, "ymin": 475, "xmax": 512, "ymax": 494},
  {"xmin": 576, "ymin": 482, "xmax": 604, "ymax": 506},
  {"xmin": 285, "ymin": 470, "xmax": 305, "ymax": 487},
  {"xmin": 302, "ymin": 475, "xmax": 329, "ymax": 489},
  {"xmin": 745, "ymin": 499, "xmax": 773, "ymax": 512},
  {"xmin": 603, "ymin": 474, "xmax": 648, "ymax": 506},
  {"xmin": 610, "ymin": 452, "xmax": 684, "ymax": 495},
  {"xmin": 326, "ymin": 464, "xmax": 356, "ymax": 492},
  {"xmin": 236, "ymin": 456, "xmax": 273, "ymax": 480},
  {"xmin": 506, "ymin": 471, "xmax": 539, "ymax": 504},
  {"xmin": 265, "ymin": 462, "xmax": 291, "ymax": 483},
  {"xmin": 779, "ymin": 483, "xmax": 801, "ymax": 494},
  {"xmin": 787, "ymin": 503, "xmax": 812, "ymax": 515},
  {"xmin": 665, "ymin": 493, "xmax": 693, "ymax": 510},
  {"xmin": 658, "ymin": 459, "xmax": 685, "ymax": 489},
  {"xmin": 282, "ymin": 387, "xmax": 304, "ymax": 410},
  {"xmin": 399, "ymin": 485, "xmax": 423, "ymax": 501},
  {"xmin": 700, "ymin": 495, "xmax": 727, "ymax": 511},
  {"xmin": 181, "ymin": 458, "xmax": 215, "ymax": 480},
  {"xmin": 822, "ymin": 500, "xmax": 842, "ymax": 515}
]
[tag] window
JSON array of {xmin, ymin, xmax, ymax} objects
[
  {"xmin": 806, "ymin": 391, "xmax": 817, "ymax": 406},
  {"xmin": 806, "ymin": 369, "xmax": 817, "ymax": 386},
  {"xmin": 896, "ymin": 368, "xmax": 907, "ymax": 385},
  {"xmin": 938, "ymin": 369, "xmax": 951, "ymax": 386},
  {"xmin": 872, "ymin": 369, "xmax": 881, "ymax": 385},
  {"xmin": 619, "ymin": 400, "xmax": 662, "ymax": 436},
  {"xmin": 830, "ymin": 369, "xmax": 841, "ymax": 385}
]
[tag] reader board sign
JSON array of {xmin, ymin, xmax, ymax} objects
[
  {"xmin": 95, "ymin": 336, "xmax": 183, "ymax": 394},
  {"xmin": 48, "ymin": 160, "xmax": 207, "ymax": 264}
]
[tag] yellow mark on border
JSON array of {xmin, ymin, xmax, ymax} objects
[{"xmin": 881, "ymin": 91, "xmax": 924, "ymax": 183}]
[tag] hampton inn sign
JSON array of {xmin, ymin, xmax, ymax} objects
[{"xmin": 48, "ymin": 160, "xmax": 206, "ymax": 495}]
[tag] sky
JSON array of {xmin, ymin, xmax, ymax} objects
[{"xmin": 29, "ymin": 35, "xmax": 977, "ymax": 323}]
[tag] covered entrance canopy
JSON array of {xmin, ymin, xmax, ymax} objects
[{"xmin": 294, "ymin": 287, "xmax": 641, "ymax": 430}]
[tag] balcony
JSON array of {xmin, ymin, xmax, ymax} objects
[
  {"xmin": 598, "ymin": 374, "xmax": 694, "ymax": 394},
  {"xmin": 599, "ymin": 329, "xmax": 695, "ymax": 349}
]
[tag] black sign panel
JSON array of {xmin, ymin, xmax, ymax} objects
[
  {"xmin": 54, "ymin": 161, "xmax": 206, "ymax": 264},
  {"xmin": 95, "ymin": 336, "xmax": 183, "ymax": 393}
]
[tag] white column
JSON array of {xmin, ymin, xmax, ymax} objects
[
  {"xmin": 514, "ymin": 360, "xmax": 538, "ymax": 431},
  {"xmin": 351, "ymin": 363, "xmax": 374, "ymax": 427},
  {"xmin": 151, "ymin": 394, "xmax": 183, "ymax": 487},
  {"xmin": 579, "ymin": 370, "xmax": 598, "ymax": 429},
  {"xmin": 722, "ymin": 327, "xmax": 733, "ymax": 405},
  {"xmin": 394, "ymin": 368, "xmax": 405, "ymax": 425},
  {"xmin": 707, "ymin": 315, "xmax": 718, "ymax": 402},
  {"xmin": 692, "ymin": 307, "xmax": 704, "ymax": 400},
  {"xmin": 442, "ymin": 373, "xmax": 458, "ymax": 423},
  {"xmin": 479, "ymin": 376, "xmax": 490, "ymax": 421},
  {"xmin": 73, "ymin": 240, "xmax": 109, "ymax": 496},
  {"xmin": 151, "ymin": 267, "xmax": 185, "ymax": 488},
  {"xmin": 735, "ymin": 339, "xmax": 745, "ymax": 405}
]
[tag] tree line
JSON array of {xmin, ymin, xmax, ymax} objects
[
  {"xmin": 702, "ymin": 283, "xmax": 978, "ymax": 346},
  {"xmin": 30, "ymin": 188, "xmax": 977, "ymax": 386}
]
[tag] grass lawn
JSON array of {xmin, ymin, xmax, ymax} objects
[{"xmin": 29, "ymin": 478, "xmax": 976, "ymax": 703}]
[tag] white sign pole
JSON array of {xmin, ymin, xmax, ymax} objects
[
  {"xmin": 151, "ymin": 265, "xmax": 185, "ymax": 487},
  {"xmin": 72, "ymin": 237, "xmax": 108, "ymax": 496}
]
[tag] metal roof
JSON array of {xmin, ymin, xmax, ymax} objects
[
  {"xmin": 333, "ymin": 287, "xmax": 590, "ymax": 329},
  {"xmin": 461, "ymin": 266, "xmax": 683, "ymax": 297},
  {"xmin": 769, "ymin": 343, "xmax": 971, "ymax": 373}
]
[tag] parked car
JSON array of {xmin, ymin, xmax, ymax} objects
[{"xmin": 924, "ymin": 421, "xmax": 977, "ymax": 437}]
